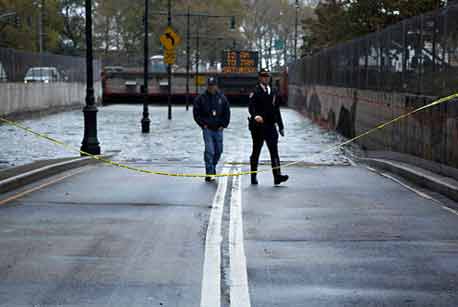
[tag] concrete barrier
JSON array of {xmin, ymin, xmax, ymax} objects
[{"xmin": 0, "ymin": 82, "xmax": 102, "ymax": 117}]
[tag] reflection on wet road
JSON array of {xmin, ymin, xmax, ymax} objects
[{"xmin": 0, "ymin": 105, "xmax": 354, "ymax": 169}]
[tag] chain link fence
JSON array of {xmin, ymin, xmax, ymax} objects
[
  {"xmin": 290, "ymin": 5, "xmax": 458, "ymax": 97},
  {"xmin": 0, "ymin": 47, "xmax": 102, "ymax": 83},
  {"xmin": 288, "ymin": 4, "xmax": 458, "ymax": 170}
]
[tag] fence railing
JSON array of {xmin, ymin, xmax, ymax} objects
[
  {"xmin": 0, "ymin": 47, "xmax": 101, "ymax": 83},
  {"xmin": 289, "ymin": 4, "xmax": 458, "ymax": 97}
]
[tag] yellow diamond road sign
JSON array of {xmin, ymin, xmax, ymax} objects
[
  {"xmin": 160, "ymin": 26, "xmax": 181, "ymax": 50},
  {"xmin": 196, "ymin": 75, "xmax": 206, "ymax": 86},
  {"xmin": 164, "ymin": 49, "xmax": 176, "ymax": 65}
]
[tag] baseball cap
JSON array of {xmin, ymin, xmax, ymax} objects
[
  {"xmin": 259, "ymin": 68, "xmax": 271, "ymax": 77},
  {"xmin": 207, "ymin": 76, "xmax": 217, "ymax": 86}
]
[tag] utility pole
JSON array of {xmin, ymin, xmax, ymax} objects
[
  {"xmin": 167, "ymin": 0, "xmax": 172, "ymax": 120},
  {"xmin": 141, "ymin": 0, "xmax": 151, "ymax": 133},
  {"xmin": 81, "ymin": 0, "xmax": 101, "ymax": 155}
]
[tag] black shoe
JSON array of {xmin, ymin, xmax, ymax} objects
[
  {"xmin": 251, "ymin": 175, "xmax": 258, "ymax": 185},
  {"xmin": 274, "ymin": 174, "xmax": 289, "ymax": 185},
  {"xmin": 205, "ymin": 176, "xmax": 216, "ymax": 182},
  {"xmin": 250, "ymin": 157, "xmax": 258, "ymax": 185}
]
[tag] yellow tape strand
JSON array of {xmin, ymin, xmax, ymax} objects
[
  {"xmin": 282, "ymin": 92, "xmax": 458, "ymax": 169},
  {"xmin": 1, "ymin": 92, "xmax": 457, "ymax": 178}
]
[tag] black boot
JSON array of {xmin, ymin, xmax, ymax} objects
[
  {"xmin": 250, "ymin": 157, "xmax": 258, "ymax": 185},
  {"xmin": 272, "ymin": 159, "xmax": 288, "ymax": 185},
  {"xmin": 274, "ymin": 174, "xmax": 289, "ymax": 185}
]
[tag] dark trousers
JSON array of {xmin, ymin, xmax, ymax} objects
[{"xmin": 250, "ymin": 125, "xmax": 281, "ymax": 177}]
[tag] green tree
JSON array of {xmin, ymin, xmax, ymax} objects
[
  {"xmin": 59, "ymin": 0, "xmax": 85, "ymax": 54},
  {"xmin": 0, "ymin": 0, "xmax": 63, "ymax": 52},
  {"xmin": 302, "ymin": 0, "xmax": 445, "ymax": 54}
]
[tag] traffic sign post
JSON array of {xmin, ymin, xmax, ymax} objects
[
  {"xmin": 161, "ymin": 27, "xmax": 181, "ymax": 65},
  {"xmin": 166, "ymin": 1, "xmax": 177, "ymax": 120},
  {"xmin": 164, "ymin": 49, "xmax": 176, "ymax": 65}
]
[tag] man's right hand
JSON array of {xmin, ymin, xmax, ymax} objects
[
  {"xmin": 254, "ymin": 116, "xmax": 264, "ymax": 124},
  {"xmin": 203, "ymin": 125, "xmax": 208, "ymax": 129}
]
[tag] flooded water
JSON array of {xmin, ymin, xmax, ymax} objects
[{"xmin": 0, "ymin": 105, "xmax": 355, "ymax": 170}]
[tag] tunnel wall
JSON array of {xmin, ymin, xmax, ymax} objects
[
  {"xmin": 0, "ymin": 82, "xmax": 102, "ymax": 117},
  {"xmin": 288, "ymin": 84, "xmax": 458, "ymax": 171}
]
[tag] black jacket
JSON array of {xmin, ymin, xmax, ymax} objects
[
  {"xmin": 193, "ymin": 90, "xmax": 231, "ymax": 130},
  {"xmin": 248, "ymin": 83, "xmax": 284, "ymax": 130}
]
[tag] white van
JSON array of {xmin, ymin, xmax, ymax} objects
[{"xmin": 24, "ymin": 67, "xmax": 61, "ymax": 83}]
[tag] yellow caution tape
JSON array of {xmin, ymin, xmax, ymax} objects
[
  {"xmin": 1, "ymin": 92, "xmax": 457, "ymax": 178},
  {"xmin": 282, "ymin": 92, "xmax": 458, "ymax": 169}
]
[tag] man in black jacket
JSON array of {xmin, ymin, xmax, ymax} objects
[
  {"xmin": 193, "ymin": 77, "xmax": 231, "ymax": 182},
  {"xmin": 248, "ymin": 68, "xmax": 288, "ymax": 185}
]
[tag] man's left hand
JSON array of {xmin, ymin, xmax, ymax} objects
[
  {"xmin": 219, "ymin": 127, "xmax": 224, "ymax": 131},
  {"xmin": 279, "ymin": 129, "xmax": 285, "ymax": 137}
]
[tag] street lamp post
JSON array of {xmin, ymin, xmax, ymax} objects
[
  {"xmin": 185, "ymin": 6, "xmax": 191, "ymax": 111},
  {"xmin": 167, "ymin": 0, "xmax": 172, "ymax": 120},
  {"xmin": 39, "ymin": 0, "xmax": 45, "ymax": 53},
  {"xmin": 80, "ymin": 0, "xmax": 101, "ymax": 155},
  {"xmin": 141, "ymin": 0, "xmax": 151, "ymax": 133}
]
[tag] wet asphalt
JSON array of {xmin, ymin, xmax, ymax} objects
[
  {"xmin": 0, "ymin": 164, "xmax": 215, "ymax": 307},
  {"xmin": 243, "ymin": 167, "xmax": 458, "ymax": 307},
  {"xmin": 1, "ymin": 106, "xmax": 457, "ymax": 306},
  {"xmin": 0, "ymin": 105, "xmax": 352, "ymax": 168}
]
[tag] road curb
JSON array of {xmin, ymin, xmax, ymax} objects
[
  {"xmin": 360, "ymin": 158, "xmax": 458, "ymax": 202},
  {"xmin": 0, "ymin": 156, "xmax": 105, "ymax": 194}
]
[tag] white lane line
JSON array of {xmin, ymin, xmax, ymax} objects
[
  {"xmin": 229, "ymin": 167, "xmax": 251, "ymax": 307},
  {"xmin": 367, "ymin": 166, "xmax": 458, "ymax": 216},
  {"xmin": 379, "ymin": 171, "xmax": 438, "ymax": 202},
  {"xmin": 440, "ymin": 205, "xmax": 458, "ymax": 216},
  {"xmin": 0, "ymin": 167, "xmax": 89, "ymax": 206},
  {"xmin": 200, "ymin": 167, "xmax": 229, "ymax": 307},
  {"xmin": 366, "ymin": 166, "xmax": 437, "ymax": 201}
]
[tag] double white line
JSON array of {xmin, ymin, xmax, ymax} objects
[
  {"xmin": 200, "ymin": 166, "xmax": 251, "ymax": 307},
  {"xmin": 229, "ymin": 169, "xmax": 251, "ymax": 306}
]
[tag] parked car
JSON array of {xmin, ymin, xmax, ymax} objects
[
  {"xmin": 0, "ymin": 62, "xmax": 7, "ymax": 82},
  {"xmin": 104, "ymin": 66, "xmax": 125, "ymax": 73},
  {"xmin": 24, "ymin": 67, "xmax": 61, "ymax": 83}
]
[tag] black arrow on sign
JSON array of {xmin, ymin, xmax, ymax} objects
[{"xmin": 165, "ymin": 33, "xmax": 175, "ymax": 47}]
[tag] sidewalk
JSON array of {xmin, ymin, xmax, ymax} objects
[{"xmin": 357, "ymin": 151, "xmax": 458, "ymax": 204}]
